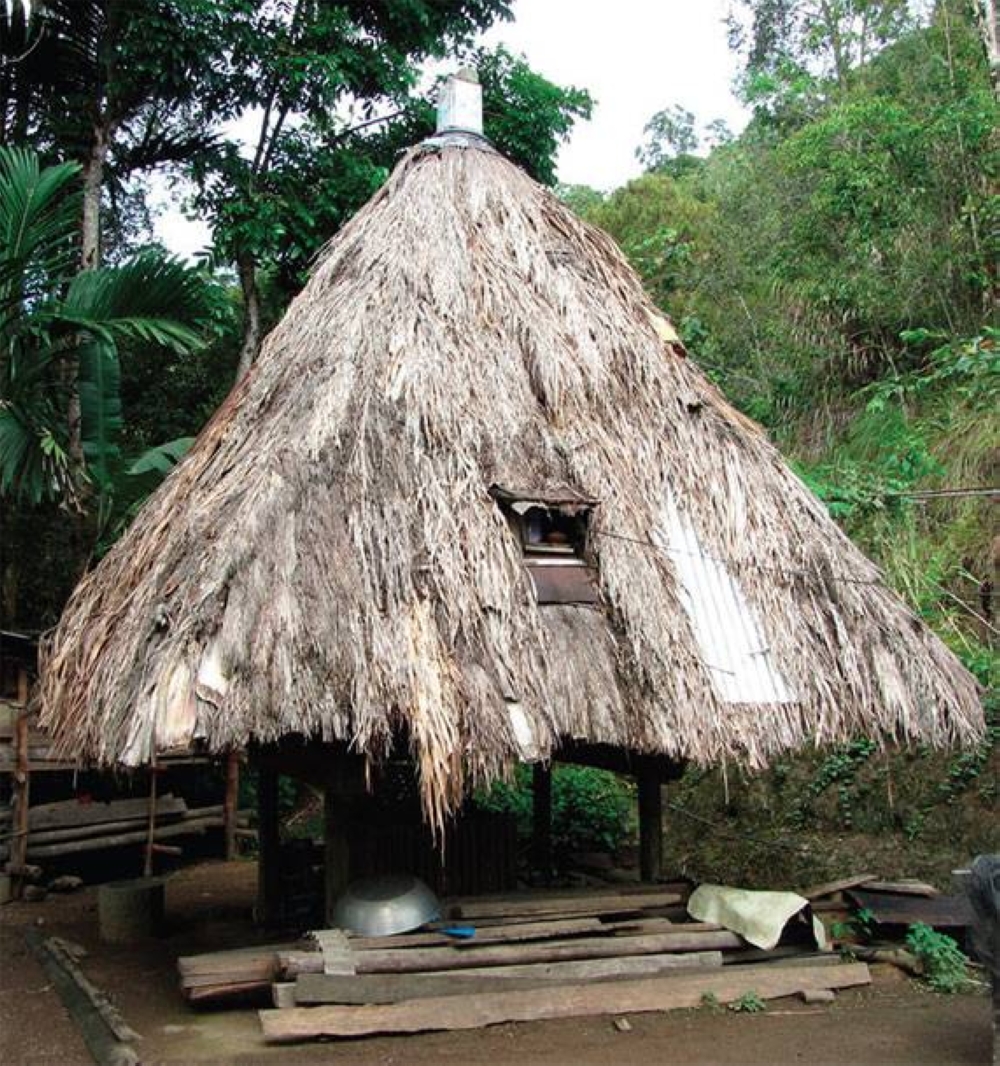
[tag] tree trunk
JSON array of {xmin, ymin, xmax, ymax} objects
[
  {"xmin": 969, "ymin": 0, "xmax": 1000, "ymax": 101},
  {"xmin": 236, "ymin": 248, "xmax": 263, "ymax": 379},
  {"xmin": 63, "ymin": 122, "xmax": 112, "ymax": 567},
  {"xmin": 80, "ymin": 126, "xmax": 108, "ymax": 271},
  {"xmin": 818, "ymin": 0, "xmax": 850, "ymax": 93}
]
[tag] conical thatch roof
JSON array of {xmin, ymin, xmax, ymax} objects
[{"xmin": 40, "ymin": 133, "xmax": 982, "ymax": 827}]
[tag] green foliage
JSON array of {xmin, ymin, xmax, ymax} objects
[
  {"xmin": 477, "ymin": 47, "xmax": 592, "ymax": 186},
  {"xmin": 0, "ymin": 147, "xmax": 213, "ymax": 513},
  {"xmin": 729, "ymin": 990, "xmax": 767, "ymax": 1012},
  {"xmin": 475, "ymin": 765, "xmax": 635, "ymax": 862},
  {"xmin": 699, "ymin": 991, "xmax": 723, "ymax": 1012},
  {"xmin": 905, "ymin": 923, "xmax": 971, "ymax": 993}
]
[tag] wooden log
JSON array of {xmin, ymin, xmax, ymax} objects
[
  {"xmin": 280, "ymin": 930, "xmax": 742, "ymax": 978},
  {"xmin": 26, "ymin": 794, "xmax": 188, "ymax": 832},
  {"xmin": 178, "ymin": 942, "xmax": 298, "ymax": 979},
  {"xmin": 355, "ymin": 930, "xmax": 743, "ymax": 974},
  {"xmin": 22, "ymin": 813, "xmax": 188, "ymax": 846},
  {"xmin": 603, "ymin": 919, "xmax": 724, "ymax": 936},
  {"xmin": 26, "ymin": 815, "xmax": 219, "ymax": 859},
  {"xmin": 260, "ymin": 961, "xmax": 872, "ymax": 1042},
  {"xmin": 861, "ymin": 880, "xmax": 941, "ymax": 898},
  {"xmin": 449, "ymin": 890, "xmax": 682, "ymax": 922},
  {"xmin": 446, "ymin": 950, "xmax": 724, "ymax": 981},
  {"xmin": 349, "ymin": 916, "xmax": 606, "ymax": 950},
  {"xmin": 186, "ymin": 979, "xmax": 271, "ymax": 1003},
  {"xmin": 23, "ymin": 928, "xmax": 140, "ymax": 1066},
  {"xmin": 802, "ymin": 874, "xmax": 876, "ymax": 901},
  {"xmin": 46, "ymin": 938, "xmax": 140, "ymax": 1042},
  {"xmin": 293, "ymin": 953, "xmax": 724, "ymax": 1005}
]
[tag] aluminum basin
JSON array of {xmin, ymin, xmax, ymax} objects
[{"xmin": 332, "ymin": 875, "xmax": 441, "ymax": 937}]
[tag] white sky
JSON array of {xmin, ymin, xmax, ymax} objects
[
  {"xmin": 156, "ymin": 0, "xmax": 746, "ymax": 257},
  {"xmin": 481, "ymin": 0, "xmax": 746, "ymax": 191}
]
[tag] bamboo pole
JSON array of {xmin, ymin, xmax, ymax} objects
[{"xmin": 143, "ymin": 757, "xmax": 159, "ymax": 878}]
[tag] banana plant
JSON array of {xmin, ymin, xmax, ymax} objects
[{"xmin": 0, "ymin": 146, "xmax": 210, "ymax": 521}]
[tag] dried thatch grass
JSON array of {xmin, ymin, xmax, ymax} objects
[{"xmin": 39, "ymin": 138, "xmax": 983, "ymax": 829}]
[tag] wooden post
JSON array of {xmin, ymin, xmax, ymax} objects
[
  {"xmin": 223, "ymin": 751, "xmax": 240, "ymax": 860},
  {"xmin": 324, "ymin": 787, "xmax": 351, "ymax": 927},
  {"xmin": 531, "ymin": 763, "xmax": 552, "ymax": 878},
  {"xmin": 637, "ymin": 766, "xmax": 663, "ymax": 883},
  {"xmin": 256, "ymin": 764, "xmax": 281, "ymax": 926},
  {"xmin": 10, "ymin": 666, "xmax": 31, "ymax": 897},
  {"xmin": 143, "ymin": 757, "xmax": 159, "ymax": 878}
]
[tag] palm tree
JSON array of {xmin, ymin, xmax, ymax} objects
[{"xmin": 0, "ymin": 145, "xmax": 209, "ymax": 524}]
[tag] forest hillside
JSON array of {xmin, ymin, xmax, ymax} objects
[{"xmin": 565, "ymin": 0, "xmax": 997, "ymax": 881}]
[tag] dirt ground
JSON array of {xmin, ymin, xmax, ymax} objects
[{"xmin": 0, "ymin": 860, "xmax": 993, "ymax": 1066}]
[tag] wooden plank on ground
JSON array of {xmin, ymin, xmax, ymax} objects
[
  {"xmin": 261, "ymin": 961, "xmax": 871, "ymax": 1042},
  {"xmin": 181, "ymin": 969, "xmax": 278, "ymax": 990},
  {"xmin": 186, "ymin": 979, "xmax": 272, "ymax": 1003},
  {"xmin": 178, "ymin": 943, "xmax": 298, "ymax": 978},
  {"xmin": 349, "ymin": 916, "xmax": 606, "ymax": 950},
  {"xmin": 860, "ymin": 880, "xmax": 941, "ymax": 897},
  {"xmin": 283, "ymin": 930, "xmax": 742, "ymax": 977},
  {"xmin": 293, "ymin": 952, "xmax": 723, "ymax": 1005},
  {"xmin": 441, "ymin": 949, "xmax": 724, "ymax": 981},
  {"xmin": 448, "ymin": 890, "xmax": 682, "ymax": 922},
  {"xmin": 847, "ymin": 890, "xmax": 972, "ymax": 928},
  {"xmin": 802, "ymin": 875, "xmax": 876, "ymax": 901}
]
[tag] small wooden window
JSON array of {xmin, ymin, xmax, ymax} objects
[{"xmin": 491, "ymin": 487, "xmax": 601, "ymax": 606}]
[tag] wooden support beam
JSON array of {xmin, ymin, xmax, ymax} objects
[
  {"xmin": 256, "ymin": 765, "xmax": 281, "ymax": 926},
  {"xmin": 531, "ymin": 763, "xmax": 552, "ymax": 878},
  {"xmin": 637, "ymin": 767, "xmax": 663, "ymax": 883},
  {"xmin": 324, "ymin": 789, "xmax": 351, "ymax": 926},
  {"xmin": 223, "ymin": 751, "xmax": 240, "ymax": 861},
  {"xmin": 10, "ymin": 666, "xmax": 31, "ymax": 898}
]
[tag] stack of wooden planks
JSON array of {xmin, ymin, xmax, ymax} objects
[
  {"xmin": 176, "ymin": 884, "xmax": 872, "ymax": 1042},
  {"xmin": 804, "ymin": 872, "xmax": 973, "ymax": 932},
  {"xmin": 0, "ymin": 794, "xmax": 240, "ymax": 864}
]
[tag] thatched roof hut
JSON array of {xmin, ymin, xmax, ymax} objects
[{"xmin": 40, "ymin": 76, "xmax": 982, "ymax": 830}]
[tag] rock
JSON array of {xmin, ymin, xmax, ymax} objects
[
  {"xmin": 23, "ymin": 885, "xmax": 48, "ymax": 902},
  {"xmin": 613, "ymin": 1017, "xmax": 633, "ymax": 1032},
  {"xmin": 47, "ymin": 875, "xmax": 84, "ymax": 894}
]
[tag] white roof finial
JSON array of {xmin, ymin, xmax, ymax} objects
[{"xmin": 436, "ymin": 69, "xmax": 483, "ymax": 137}]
